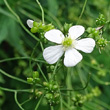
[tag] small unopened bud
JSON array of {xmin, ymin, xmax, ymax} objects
[
  {"xmin": 33, "ymin": 21, "xmax": 39, "ymax": 27},
  {"xmin": 45, "ymin": 93, "xmax": 53, "ymax": 100},
  {"xmin": 27, "ymin": 78, "xmax": 33, "ymax": 83},
  {"xmin": 54, "ymin": 93, "xmax": 60, "ymax": 99},
  {"xmin": 52, "ymin": 85, "xmax": 58, "ymax": 91},
  {"xmin": 33, "ymin": 71, "xmax": 39, "ymax": 79},
  {"xmin": 31, "ymin": 27, "xmax": 38, "ymax": 33},
  {"xmin": 35, "ymin": 91, "xmax": 42, "ymax": 97}
]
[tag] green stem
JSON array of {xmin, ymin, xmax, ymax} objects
[
  {"xmin": 66, "ymin": 68, "xmax": 71, "ymax": 106},
  {"xmin": 29, "ymin": 42, "xmax": 40, "ymax": 73},
  {"xmin": 0, "ymin": 57, "xmax": 45, "ymax": 63},
  {"xmin": 4, "ymin": 0, "xmax": 40, "ymax": 42},
  {"xmin": 58, "ymin": 84, "xmax": 63, "ymax": 110},
  {"xmin": 94, "ymin": 99, "xmax": 110, "ymax": 109},
  {"xmin": 60, "ymin": 73, "xmax": 91, "ymax": 91},
  {"xmin": 84, "ymin": 61, "xmax": 110, "ymax": 73},
  {"xmin": 33, "ymin": 83, "xmax": 36, "ymax": 96},
  {"xmin": 51, "ymin": 60, "xmax": 60, "ymax": 79},
  {"xmin": 50, "ymin": 106, "xmax": 54, "ymax": 110},
  {"xmin": 55, "ymin": 77, "xmax": 63, "ymax": 110},
  {"xmin": 21, "ymin": 98, "xmax": 32, "ymax": 105},
  {"xmin": 0, "ymin": 86, "xmax": 31, "ymax": 93},
  {"xmin": 14, "ymin": 92, "xmax": 24, "ymax": 110},
  {"xmin": 36, "ymin": 0, "xmax": 45, "ymax": 24},
  {"xmin": 62, "ymin": 100, "xmax": 72, "ymax": 110},
  {"xmin": 77, "ymin": 65, "xmax": 88, "ymax": 93},
  {"xmin": 40, "ymin": 41, "xmax": 44, "ymax": 51},
  {"xmin": 37, "ymin": 63, "xmax": 48, "ymax": 82},
  {"xmin": 0, "ymin": 69, "xmax": 28, "ymax": 84},
  {"xmin": 92, "ymin": 74, "xmax": 110, "ymax": 85},
  {"xmin": 77, "ymin": 0, "xmax": 88, "ymax": 24},
  {"xmin": 34, "ymin": 93, "xmax": 45, "ymax": 110}
]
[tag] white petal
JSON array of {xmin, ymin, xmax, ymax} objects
[
  {"xmin": 45, "ymin": 29, "xmax": 65, "ymax": 44},
  {"xmin": 75, "ymin": 38, "xmax": 95, "ymax": 53},
  {"xmin": 27, "ymin": 19, "xmax": 33, "ymax": 28},
  {"xmin": 69, "ymin": 25, "xmax": 85, "ymax": 39},
  {"xmin": 64, "ymin": 48, "xmax": 82, "ymax": 67},
  {"xmin": 43, "ymin": 45, "xmax": 64, "ymax": 64}
]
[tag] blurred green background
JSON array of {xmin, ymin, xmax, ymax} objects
[{"xmin": 0, "ymin": 0, "xmax": 110, "ymax": 110}]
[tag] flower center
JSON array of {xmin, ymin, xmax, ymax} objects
[{"xmin": 62, "ymin": 37, "xmax": 73, "ymax": 47}]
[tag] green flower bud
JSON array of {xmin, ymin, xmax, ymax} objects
[
  {"xmin": 78, "ymin": 100, "xmax": 83, "ymax": 107},
  {"xmin": 93, "ymin": 30, "xmax": 99, "ymax": 36},
  {"xmin": 43, "ymin": 82, "xmax": 49, "ymax": 87},
  {"xmin": 27, "ymin": 78, "xmax": 33, "ymax": 83},
  {"xmin": 31, "ymin": 27, "xmax": 38, "ymax": 33},
  {"xmin": 54, "ymin": 93, "xmax": 60, "ymax": 99},
  {"xmin": 88, "ymin": 34, "xmax": 94, "ymax": 38},
  {"xmin": 44, "ymin": 24, "xmax": 54, "ymax": 32},
  {"xmin": 33, "ymin": 71, "xmax": 39, "ymax": 79},
  {"xmin": 45, "ymin": 93, "xmax": 53, "ymax": 100},
  {"xmin": 52, "ymin": 85, "xmax": 58, "ymax": 91},
  {"xmin": 35, "ymin": 91, "xmax": 42, "ymax": 97},
  {"xmin": 86, "ymin": 27, "xmax": 93, "ymax": 33},
  {"xmin": 33, "ymin": 21, "xmax": 39, "ymax": 27}
]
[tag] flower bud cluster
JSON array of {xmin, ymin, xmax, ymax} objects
[
  {"xmin": 72, "ymin": 87, "xmax": 101, "ymax": 107},
  {"xmin": 86, "ymin": 87, "xmax": 101, "ymax": 100},
  {"xmin": 96, "ymin": 14, "xmax": 106, "ymax": 26},
  {"xmin": 97, "ymin": 38, "xmax": 108, "ymax": 49},
  {"xmin": 87, "ymin": 14, "xmax": 108, "ymax": 50},
  {"xmin": 43, "ymin": 81, "xmax": 60, "ymax": 106},
  {"xmin": 27, "ymin": 71, "xmax": 40, "ymax": 84},
  {"xmin": 27, "ymin": 71, "xmax": 43, "ymax": 98},
  {"xmin": 97, "ymin": 69, "xmax": 106, "ymax": 77},
  {"xmin": 72, "ymin": 94, "xmax": 86, "ymax": 107},
  {"xmin": 46, "ymin": 65, "xmax": 55, "ymax": 73},
  {"xmin": 87, "ymin": 27, "xmax": 100, "ymax": 40},
  {"xmin": 46, "ymin": 63, "xmax": 61, "ymax": 74},
  {"xmin": 87, "ymin": 27, "xmax": 108, "ymax": 49},
  {"xmin": 31, "ymin": 21, "xmax": 54, "ymax": 33}
]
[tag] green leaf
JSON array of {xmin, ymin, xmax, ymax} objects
[
  {"xmin": 6, "ymin": 18, "xmax": 27, "ymax": 56},
  {"xmin": 0, "ymin": 16, "xmax": 8, "ymax": 43},
  {"xmin": 47, "ymin": 0, "xmax": 58, "ymax": 16}
]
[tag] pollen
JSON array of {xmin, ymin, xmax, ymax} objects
[{"xmin": 62, "ymin": 37, "xmax": 73, "ymax": 47}]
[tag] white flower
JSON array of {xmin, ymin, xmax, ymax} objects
[{"xmin": 43, "ymin": 25, "xmax": 95, "ymax": 67}]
